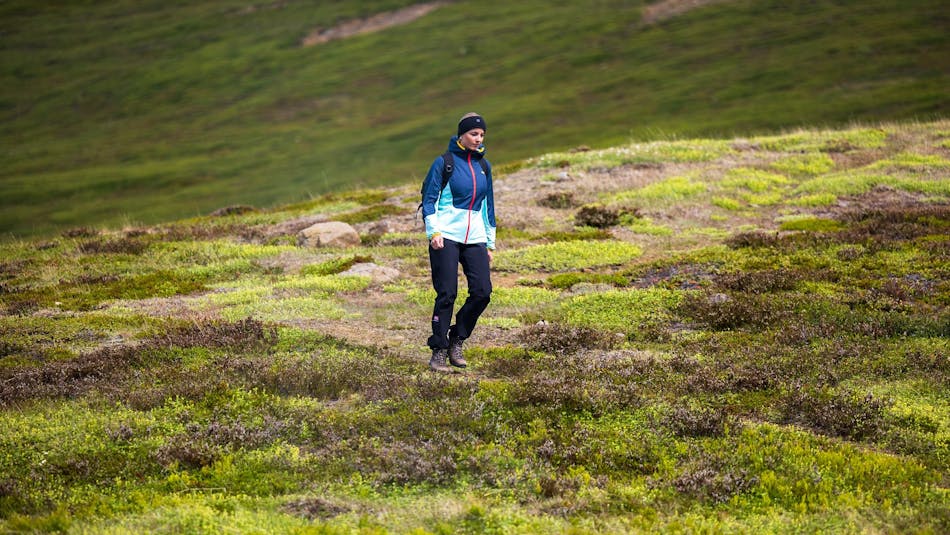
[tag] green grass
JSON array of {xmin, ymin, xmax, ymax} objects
[
  {"xmin": 610, "ymin": 175, "xmax": 708, "ymax": 205},
  {"xmin": 494, "ymin": 240, "xmax": 643, "ymax": 272},
  {"xmin": 561, "ymin": 288, "xmax": 684, "ymax": 334},
  {"xmin": 2, "ymin": 0, "xmax": 949, "ymax": 238},
  {"xmin": 769, "ymin": 153, "xmax": 837, "ymax": 177}
]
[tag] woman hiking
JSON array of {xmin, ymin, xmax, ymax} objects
[{"xmin": 420, "ymin": 113, "xmax": 496, "ymax": 372}]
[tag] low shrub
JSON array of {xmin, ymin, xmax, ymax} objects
[
  {"xmin": 519, "ymin": 322, "xmax": 619, "ymax": 355},
  {"xmin": 668, "ymin": 454, "xmax": 758, "ymax": 504},
  {"xmin": 78, "ymin": 236, "xmax": 152, "ymax": 255},
  {"xmin": 713, "ymin": 269, "xmax": 802, "ymax": 294},
  {"xmin": 282, "ymin": 497, "xmax": 354, "ymax": 520},
  {"xmin": 778, "ymin": 387, "xmax": 890, "ymax": 441},
  {"xmin": 153, "ymin": 436, "xmax": 222, "ymax": 470},
  {"xmin": 725, "ymin": 231, "xmax": 781, "ymax": 249},
  {"xmin": 574, "ymin": 204, "xmax": 621, "ymax": 228},
  {"xmin": 663, "ymin": 404, "xmax": 734, "ymax": 438},
  {"xmin": 154, "ymin": 318, "xmax": 278, "ymax": 352},
  {"xmin": 677, "ymin": 291, "xmax": 787, "ymax": 330},
  {"xmin": 0, "ymin": 319, "xmax": 278, "ymax": 406},
  {"xmin": 537, "ymin": 192, "xmax": 577, "ymax": 209},
  {"xmin": 61, "ymin": 227, "xmax": 99, "ymax": 238},
  {"xmin": 508, "ymin": 352, "xmax": 657, "ymax": 414}
]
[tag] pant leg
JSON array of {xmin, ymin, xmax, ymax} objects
[
  {"xmin": 427, "ymin": 239, "xmax": 460, "ymax": 349},
  {"xmin": 452, "ymin": 243, "xmax": 492, "ymax": 340}
]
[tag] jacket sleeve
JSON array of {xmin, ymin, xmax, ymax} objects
[
  {"xmin": 483, "ymin": 161, "xmax": 496, "ymax": 250},
  {"xmin": 422, "ymin": 155, "xmax": 447, "ymax": 239}
]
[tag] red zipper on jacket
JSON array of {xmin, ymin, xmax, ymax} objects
[{"xmin": 464, "ymin": 153, "xmax": 477, "ymax": 243}]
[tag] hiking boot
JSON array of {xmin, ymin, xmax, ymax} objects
[
  {"xmin": 448, "ymin": 334, "xmax": 467, "ymax": 368},
  {"xmin": 429, "ymin": 348, "xmax": 451, "ymax": 373}
]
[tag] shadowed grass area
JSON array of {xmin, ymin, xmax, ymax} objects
[{"xmin": 2, "ymin": 0, "xmax": 949, "ymax": 238}]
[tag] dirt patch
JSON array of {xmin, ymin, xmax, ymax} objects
[
  {"xmin": 302, "ymin": 2, "xmax": 447, "ymax": 47},
  {"xmin": 642, "ymin": 0, "xmax": 733, "ymax": 25}
]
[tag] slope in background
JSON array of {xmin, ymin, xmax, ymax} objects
[{"xmin": 1, "ymin": 0, "xmax": 948, "ymax": 238}]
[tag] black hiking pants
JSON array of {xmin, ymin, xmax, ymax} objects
[{"xmin": 428, "ymin": 239, "xmax": 492, "ymax": 350}]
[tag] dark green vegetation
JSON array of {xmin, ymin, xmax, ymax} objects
[
  {"xmin": 1, "ymin": 121, "xmax": 948, "ymax": 532},
  {"xmin": 3, "ymin": 0, "xmax": 949, "ymax": 238}
]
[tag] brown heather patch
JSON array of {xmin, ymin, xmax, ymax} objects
[
  {"xmin": 154, "ymin": 413, "xmax": 291, "ymax": 470},
  {"xmin": 61, "ymin": 227, "xmax": 99, "ymax": 238},
  {"xmin": 723, "ymin": 196, "xmax": 949, "ymax": 253},
  {"xmin": 778, "ymin": 387, "xmax": 890, "ymax": 441},
  {"xmin": 283, "ymin": 497, "xmax": 356, "ymax": 520},
  {"xmin": 832, "ymin": 203, "xmax": 950, "ymax": 245},
  {"xmin": 210, "ymin": 205, "xmax": 257, "ymax": 217},
  {"xmin": 153, "ymin": 317, "xmax": 277, "ymax": 352},
  {"xmin": 0, "ymin": 343, "xmax": 144, "ymax": 407},
  {"xmin": 72, "ymin": 273, "xmax": 121, "ymax": 285},
  {"xmin": 505, "ymin": 351, "xmax": 667, "ymax": 413},
  {"xmin": 0, "ymin": 259, "xmax": 30, "ymax": 279},
  {"xmin": 664, "ymin": 451, "xmax": 758, "ymax": 504},
  {"xmin": 537, "ymin": 191, "xmax": 577, "ymax": 209},
  {"xmin": 724, "ymin": 230, "xmax": 782, "ymax": 249},
  {"xmin": 663, "ymin": 404, "xmax": 735, "ymax": 438},
  {"xmin": 0, "ymin": 319, "xmax": 277, "ymax": 407},
  {"xmin": 77, "ymin": 236, "xmax": 152, "ymax": 255},
  {"xmin": 349, "ymin": 437, "xmax": 460, "ymax": 486},
  {"xmin": 157, "ymin": 222, "xmax": 264, "ymax": 243},
  {"xmin": 713, "ymin": 268, "xmax": 803, "ymax": 294},
  {"xmin": 519, "ymin": 323, "xmax": 619, "ymax": 355},
  {"xmin": 677, "ymin": 291, "xmax": 791, "ymax": 331},
  {"xmin": 574, "ymin": 204, "xmax": 622, "ymax": 228}
]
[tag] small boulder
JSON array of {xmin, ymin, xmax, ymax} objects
[{"xmin": 297, "ymin": 221, "xmax": 361, "ymax": 248}]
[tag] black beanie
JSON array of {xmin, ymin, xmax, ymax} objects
[{"xmin": 457, "ymin": 115, "xmax": 487, "ymax": 137}]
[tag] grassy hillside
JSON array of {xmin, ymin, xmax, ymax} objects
[
  {"xmin": 0, "ymin": 120, "xmax": 947, "ymax": 533},
  {"xmin": 2, "ymin": 0, "xmax": 948, "ymax": 238}
]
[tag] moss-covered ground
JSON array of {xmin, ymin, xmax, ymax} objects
[{"xmin": 1, "ymin": 121, "xmax": 948, "ymax": 533}]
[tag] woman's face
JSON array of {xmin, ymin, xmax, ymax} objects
[{"xmin": 459, "ymin": 128, "xmax": 485, "ymax": 151}]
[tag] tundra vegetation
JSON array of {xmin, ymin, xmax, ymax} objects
[{"xmin": 1, "ymin": 121, "xmax": 948, "ymax": 533}]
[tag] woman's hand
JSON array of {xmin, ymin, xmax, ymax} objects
[
  {"xmin": 487, "ymin": 248, "xmax": 494, "ymax": 263},
  {"xmin": 430, "ymin": 235, "xmax": 444, "ymax": 249}
]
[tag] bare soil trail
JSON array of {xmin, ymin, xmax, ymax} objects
[
  {"xmin": 641, "ymin": 0, "xmax": 734, "ymax": 25},
  {"xmin": 302, "ymin": 2, "xmax": 448, "ymax": 47}
]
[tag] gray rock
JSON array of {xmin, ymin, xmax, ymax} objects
[{"xmin": 297, "ymin": 221, "xmax": 361, "ymax": 248}]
